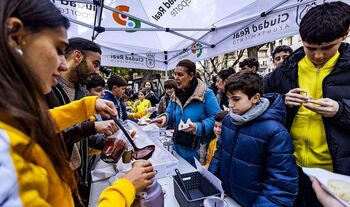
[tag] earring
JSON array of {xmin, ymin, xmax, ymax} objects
[{"xmin": 16, "ymin": 48, "xmax": 23, "ymax": 56}]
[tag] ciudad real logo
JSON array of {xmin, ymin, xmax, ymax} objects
[
  {"xmin": 191, "ymin": 42, "xmax": 203, "ymax": 58},
  {"xmin": 112, "ymin": 5, "xmax": 141, "ymax": 33},
  {"xmin": 146, "ymin": 52, "xmax": 155, "ymax": 68}
]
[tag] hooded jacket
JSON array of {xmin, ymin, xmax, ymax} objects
[
  {"xmin": 264, "ymin": 43, "xmax": 350, "ymax": 175},
  {"xmin": 209, "ymin": 94, "xmax": 298, "ymax": 207}
]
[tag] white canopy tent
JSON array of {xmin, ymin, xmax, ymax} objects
[{"xmin": 53, "ymin": 0, "xmax": 350, "ymax": 71}]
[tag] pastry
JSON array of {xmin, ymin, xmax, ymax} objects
[{"xmin": 327, "ymin": 179, "xmax": 350, "ymax": 205}]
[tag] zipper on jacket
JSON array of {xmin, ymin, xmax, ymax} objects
[
  {"xmin": 316, "ymin": 67, "xmax": 321, "ymax": 75},
  {"xmin": 303, "ymin": 67, "xmax": 321, "ymax": 167}
]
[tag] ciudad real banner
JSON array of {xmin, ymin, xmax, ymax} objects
[{"xmin": 52, "ymin": 0, "xmax": 350, "ymax": 71}]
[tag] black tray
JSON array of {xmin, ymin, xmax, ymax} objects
[{"xmin": 173, "ymin": 171, "xmax": 221, "ymax": 207}]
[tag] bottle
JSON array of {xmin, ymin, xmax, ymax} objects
[
  {"xmin": 139, "ymin": 180, "xmax": 164, "ymax": 207},
  {"xmin": 131, "ymin": 161, "xmax": 164, "ymax": 207},
  {"xmin": 122, "ymin": 144, "xmax": 133, "ymax": 163}
]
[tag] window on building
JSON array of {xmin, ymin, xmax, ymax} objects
[{"xmin": 258, "ymin": 50, "xmax": 267, "ymax": 58}]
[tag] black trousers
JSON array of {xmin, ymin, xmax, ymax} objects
[{"xmin": 294, "ymin": 167, "xmax": 322, "ymax": 207}]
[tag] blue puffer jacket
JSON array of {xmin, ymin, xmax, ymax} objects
[
  {"xmin": 166, "ymin": 79, "xmax": 220, "ymax": 138},
  {"xmin": 209, "ymin": 93, "xmax": 298, "ymax": 207}
]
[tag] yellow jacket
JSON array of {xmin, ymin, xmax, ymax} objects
[
  {"xmin": 205, "ymin": 137, "xmax": 218, "ymax": 168},
  {"xmin": 0, "ymin": 96, "xmax": 135, "ymax": 206},
  {"xmin": 290, "ymin": 52, "xmax": 339, "ymax": 171},
  {"xmin": 128, "ymin": 99, "xmax": 151, "ymax": 119}
]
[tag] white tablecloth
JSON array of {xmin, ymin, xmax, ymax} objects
[{"xmin": 159, "ymin": 152, "xmax": 240, "ymax": 207}]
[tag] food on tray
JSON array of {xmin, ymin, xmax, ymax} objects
[
  {"xmin": 130, "ymin": 129, "xmax": 137, "ymax": 138},
  {"xmin": 328, "ymin": 179, "xmax": 350, "ymax": 205}
]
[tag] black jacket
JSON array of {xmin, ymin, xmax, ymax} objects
[
  {"xmin": 264, "ymin": 43, "xmax": 350, "ymax": 175},
  {"xmin": 50, "ymin": 83, "xmax": 106, "ymax": 153}
]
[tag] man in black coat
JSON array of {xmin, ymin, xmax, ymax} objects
[
  {"xmin": 47, "ymin": 37, "xmax": 118, "ymax": 206},
  {"xmin": 264, "ymin": 2, "xmax": 350, "ymax": 207}
]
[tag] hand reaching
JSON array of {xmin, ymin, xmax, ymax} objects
[
  {"xmin": 95, "ymin": 99, "xmax": 117, "ymax": 119},
  {"xmin": 151, "ymin": 116, "xmax": 167, "ymax": 127},
  {"xmin": 94, "ymin": 120, "xmax": 118, "ymax": 136}
]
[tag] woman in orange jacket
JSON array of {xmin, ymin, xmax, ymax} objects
[{"xmin": 0, "ymin": 0, "xmax": 155, "ymax": 206}]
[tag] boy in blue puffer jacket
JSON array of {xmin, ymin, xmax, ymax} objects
[{"xmin": 209, "ymin": 72, "xmax": 298, "ymax": 207}]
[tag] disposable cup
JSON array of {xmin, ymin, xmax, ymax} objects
[{"xmin": 203, "ymin": 196, "xmax": 228, "ymax": 207}]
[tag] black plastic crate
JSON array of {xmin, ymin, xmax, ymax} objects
[{"xmin": 173, "ymin": 171, "xmax": 221, "ymax": 207}]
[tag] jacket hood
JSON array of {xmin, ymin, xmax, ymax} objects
[
  {"xmin": 279, "ymin": 43, "xmax": 350, "ymax": 80},
  {"xmin": 256, "ymin": 93, "xmax": 286, "ymax": 125}
]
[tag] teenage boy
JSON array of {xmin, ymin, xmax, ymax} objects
[
  {"xmin": 209, "ymin": 72, "xmax": 298, "ymax": 207},
  {"xmin": 272, "ymin": 45, "xmax": 293, "ymax": 67},
  {"xmin": 104, "ymin": 75, "xmax": 128, "ymax": 121},
  {"xmin": 264, "ymin": 2, "xmax": 350, "ymax": 206}
]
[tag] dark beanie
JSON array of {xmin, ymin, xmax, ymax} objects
[{"xmin": 176, "ymin": 59, "xmax": 197, "ymax": 78}]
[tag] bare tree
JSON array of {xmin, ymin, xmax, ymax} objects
[
  {"xmin": 231, "ymin": 49, "xmax": 245, "ymax": 68},
  {"xmin": 247, "ymin": 43, "xmax": 266, "ymax": 60}
]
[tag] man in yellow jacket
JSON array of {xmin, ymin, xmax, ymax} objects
[{"xmin": 264, "ymin": 2, "xmax": 350, "ymax": 206}]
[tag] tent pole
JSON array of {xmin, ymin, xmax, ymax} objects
[
  {"xmin": 103, "ymin": 27, "xmax": 212, "ymax": 32},
  {"xmin": 164, "ymin": 51, "xmax": 168, "ymax": 79},
  {"xmin": 67, "ymin": 18, "xmax": 94, "ymax": 29},
  {"xmin": 92, "ymin": 0, "xmax": 104, "ymax": 41}
]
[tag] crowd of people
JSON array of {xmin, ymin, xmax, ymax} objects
[{"xmin": 1, "ymin": 0, "xmax": 350, "ymax": 207}]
